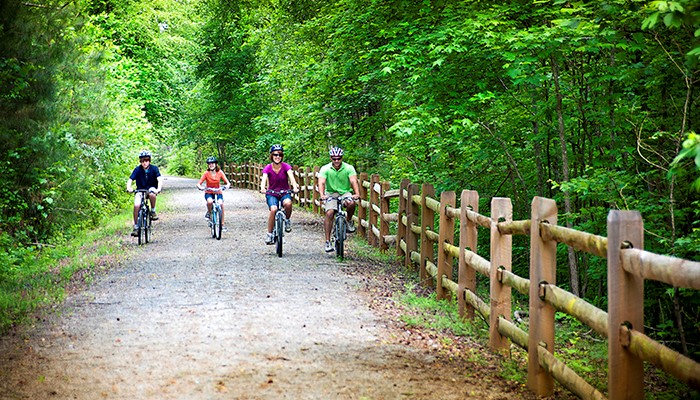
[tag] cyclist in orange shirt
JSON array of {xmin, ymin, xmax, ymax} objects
[{"xmin": 196, "ymin": 156, "xmax": 231, "ymax": 231}]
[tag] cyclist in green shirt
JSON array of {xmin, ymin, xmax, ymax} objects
[{"xmin": 318, "ymin": 147, "xmax": 360, "ymax": 253}]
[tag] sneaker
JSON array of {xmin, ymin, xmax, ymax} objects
[
  {"xmin": 346, "ymin": 219, "xmax": 356, "ymax": 233},
  {"xmin": 131, "ymin": 224, "xmax": 139, "ymax": 237},
  {"xmin": 150, "ymin": 211, "xmax": 159, "ymax": 220},
  {"xmin": 205, "ymin": 212, "xmax": 210, "ymax": 219},
  {"xmin": 284, "ymin": 218, "xmax": 292, "ymax": 233},
  {"xmin": 324, "ymin": 241, "xmax": 333, "ymax": 253},
  {"xmin": 265, "ymin": 232, "xmax": 275, "ymax": 245}
]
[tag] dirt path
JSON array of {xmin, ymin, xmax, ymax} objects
[{"xmin": 0, "ymin": 176, "xmax": 538, "ymax": 400}]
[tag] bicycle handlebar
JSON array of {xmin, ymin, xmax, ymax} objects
[
  {"xmin": 198, "ymin": 186, "xmax": 227, "ymax": 192},
  {"xmin": 129, "ymin": 188, "xmax": 157, "ymax": 194},
  {"xmin": 324, "ymin": 195, "xmax": 355, "ymax": 202},
  {"xmin": 266, "ymin": 189, "xmax": 295, "ymax": 196}
]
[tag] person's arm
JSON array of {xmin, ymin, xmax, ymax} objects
[
  {"xmin": 286, "ymin": 169, "xmax": 299, "ymax": 192},
  {"xmin": 260, "ymin": 173, "xmax": 268, "ymax": 193},
  {"xmin": 127, "ymin": 178, "xmax": 134, "ymax": 193},
  {"xmin": 318, "ymin": 176, "xmax": 327, "ymax": 200},
  {"xmin": 349, "ymin": 174, "xmax": 360, "ymax": 200},
  {"xmin": 156, "ymin": 176, "xmax": 163, "ymax": 193},
  {"xmin": 196, "ymin": 173, "xmax": 206, "ymax": 190},
  {"xmin": 221, "ymin": 171, "xmax": 231, "ymax": 190}
]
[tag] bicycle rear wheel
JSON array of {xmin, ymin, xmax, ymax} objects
[
  {"xmin": 275, "ymin": 212, "xmax": 284, "ymax": 257},
  {"xmin": 334, "ymin": 216, "xmax": 346, "ymax": 259}
]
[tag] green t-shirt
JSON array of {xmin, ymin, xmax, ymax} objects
[{"xmin": 319, "ymin": 162, "xmax": 357, "ymax": 194}]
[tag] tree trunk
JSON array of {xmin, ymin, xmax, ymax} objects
[{"xmin": 550, "ymin": 55, "xmax": 580, "ymax": 297}]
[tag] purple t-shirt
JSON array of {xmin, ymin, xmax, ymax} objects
[{"xmin": 263, "ymin": 162, "xmax": 292, "ymax": 192}]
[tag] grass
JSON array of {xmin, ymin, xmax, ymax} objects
[{"xmin": 0, "ymin": 206, "xmax": 136, "ymax": 334}]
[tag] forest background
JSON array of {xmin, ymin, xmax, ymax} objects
[{"xmin": 1, "ymin": 0, "xmax": 699, "ymax": 364}]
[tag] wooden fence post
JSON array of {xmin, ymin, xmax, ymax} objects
[
  {"xmin": 255, "ymin": 164, "xmax": 261, "ymax": 189},
  {"xmin": 397, "ymin": 179, "xmax": 409, "ymax": 259},
  {"xmin": 358, "ymin": 172, "xmax": 369, "ymax": 237},
  {"xmin": 292, "ymin": 166, "xmax": 300, "ymax": 206},
  {"xmin": 405, "ymin": 183, "xmax": 419, "ymax": 270},
  {"xmin": 380, "ymin": 181, "xmax": 391, "ymax": 252},
  {"xmin": 528, "ymin": 196, "xmax": 557, "ymax": 396},
  {"xmin": 490, "ymin": 197, "xmax": 512, "ymax": 351},
  {"xmin": 607, "ymin": 210, "xmax": 644, "ymax": 400},
  {"xmin": 303, "ymin": 167, "xmax": 311, "ymax": 209},
  {"xmin": 437, "ymin": 191, "xmax": 456, "ymax": 301},
  {"xmin": 420, "ymin": 183, "xmax": 435, "ymax": 287},
  {"xmin": 313, "ymin": 166, "xmax": 320, "ymax": 215},
  {"xmin": 369, "ymin": 174, "xmax": 380, "ymax": 247},
  {"xmin": 459, "ymin": 190, "xmax": 479, "ymax": 320}
]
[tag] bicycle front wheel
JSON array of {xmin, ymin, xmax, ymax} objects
[
  {"xmin": 144, "ymin": 210, "xmax": 151, "ymax": 243},
  {"xmin": 275, "ymin": 212, "xmax": 284, "ymax": 257},
  {"xmin": 215, "ymin": 206, "xmax": 223, "ymax": 240},
  {"xmin": 211, "ymin": 208, "xmax": 220, "ymax": 239},
  {"xmin": 138, "ymin": 209, "xmax": 147, "ymax": 245},
  {"xmin": 334, "ymin": 216, "xmax": 346, "ymax": 259}
]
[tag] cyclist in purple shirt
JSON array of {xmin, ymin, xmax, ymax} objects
[
  {"xmin": 126, "ymin": 150, "xmax": 163, "ymax": 237},
  {"xmin": 259, "ymin": 145, "xmax": 299, "ymax": 245}
]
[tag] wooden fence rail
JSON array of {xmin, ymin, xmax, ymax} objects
[{"xmin": 225, "ymin": 162, "xmax": 700, "ymax": 400}]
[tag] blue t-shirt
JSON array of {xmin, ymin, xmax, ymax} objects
[{"xmin": 130, "ymin": 165, "xmax": 161, "ymax": 189}]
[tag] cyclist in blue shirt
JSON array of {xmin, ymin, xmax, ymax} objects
[{"xmin": 127, "ymin": 150, "xmax": 163, "ymax": 236}]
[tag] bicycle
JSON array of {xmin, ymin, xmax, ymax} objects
[
  {"xmin": 326, "ymin": 195, "xmax": 354, "ymax": 259},
  {"xmin": 266, "ymin": 189, "xmax": 293, "ymax": 257},
  {"xmin": 200, "ymin": 186, "xmax": 225, "ymax": 240},
  {"xmin": 133, "ymin": 189, "xmax": 153, "ymax": 245}
]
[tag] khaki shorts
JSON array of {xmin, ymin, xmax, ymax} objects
[{"xmin": 323, "ymin": 192, "xmax": 353, "ymax": 212}]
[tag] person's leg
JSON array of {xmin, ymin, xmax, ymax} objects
[
  {"xmin": 324, "ymin": 209, "xmax": 335, "ymax": 241},
  {"xmin": 206, "ymin": 197, "xmax": 214, "ymax": 213},
  {"xmin": 344, "ymin": 198, "xmax": 356, "ymax": 221},
  {"xmin": 218, "ymin": 195, "xmax": 225, "ymax": 225},
  {"xmin": 148, "ymin": 191, "xmax": 157, "ymax": 209},
  {"xmin": 282, "ymin": 197, "xmax": 293, "ymax": 219},
  {"xmin": 133, "ymin": 193, "xmax": 141, "ymax": 224},
  {"xmin": 267, "ymin": 205, "xmax": 277, "ymax": 232}
]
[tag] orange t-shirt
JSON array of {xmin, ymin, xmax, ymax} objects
[{"xmin": 198, "ymin": 170, "xmax": 229, "ymax": 193}]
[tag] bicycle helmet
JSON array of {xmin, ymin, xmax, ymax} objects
[
  {"xmin": 269, "ymin": 144, "xmax": 284, "ymax": 153},
  {"xmin": 206, "ymin": 156, "xmax": 218, "ymax": 164},
  {"xmin": 329, "ymin": 147, "xmax": 344, "ymax": 157},
  {"xmin": 139, "ymin": 150, "xmax": 151, "ymax": 159}
]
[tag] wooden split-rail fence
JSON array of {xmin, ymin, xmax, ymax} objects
[{"xmin": 225, "ymin": 162, "xmax": 700, "ymax": 400}]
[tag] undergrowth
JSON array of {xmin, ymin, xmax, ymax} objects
[
  {"xmin": 0, "ymin": 204, "xmax": 139, "ymax": 334},
  {"xmin": 346, "ymin": 237, "xmax": 700, "ymax": 400}
]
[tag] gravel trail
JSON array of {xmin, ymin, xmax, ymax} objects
[{"xmin": 0, "ymin": 176, "xmax": 533, "ymax": 400}]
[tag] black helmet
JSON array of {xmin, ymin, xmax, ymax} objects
[
  {"xmin": 139, "ymin": 150, "xmax": 151, "ymax": 159},
  {"xmin": 206, "ymin": 156, "xmax": 217, "ymax": 164},
  {"xmin": 270, "ymin": 144, "xmax": 283, "ymax": 153}
]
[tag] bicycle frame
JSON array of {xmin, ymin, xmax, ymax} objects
[
  {"xmin": 326, "ymin": 195, "xmax": 353, "ymax": 259},
  {"xmin": 134, "ymin": 189, "xmax": 152, "ymax": 245},
  {"xmin": 267, "ymin": 189, "xmax": 292, "ymax": 257},
  {"xmin": 202, "ymin": 187, "xmax": 224, "ymax": 240}
]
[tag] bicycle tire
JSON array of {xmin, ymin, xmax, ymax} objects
[
  {"xmin": 275, "ymin": 211, "xmax": 284, "ymax": 257},
  {"xmin": 211, "ymin": 207, "xmax": 219, "ymax": 239},
  {"xmin": 215, "ymin": 205, "xmax": 222, "ymax": 240},
  {"xmin": 335, "ymin": 216, "xmax": 346, "ymax": 259},
  {"xmin": 144, "ymin": 209, "xmax": 151, "ymax": 244},
  {"xmin": 138, "ymin": 209, "xmax": 147, "ymax": 245}
]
